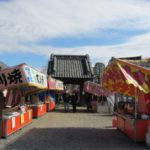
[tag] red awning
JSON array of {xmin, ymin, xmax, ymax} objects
[{"xmin": 102, "ymin": 58, "xmax": 150, "ymax": 97}]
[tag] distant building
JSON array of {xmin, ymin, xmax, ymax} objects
[{"xmin": 93, "ymin": 62, "xmax": 105, "ymax": 84}]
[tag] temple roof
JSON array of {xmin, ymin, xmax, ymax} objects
[{"xmin": 47, "ymin": 54, "xmax": 93, "ymax": 83}]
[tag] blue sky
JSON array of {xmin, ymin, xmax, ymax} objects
[{"xmin": 0, "ymin": 0, "xmax": 150, "ymax": 68}]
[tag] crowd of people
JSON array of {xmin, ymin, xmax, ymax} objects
[
  {"xmin": 62, "ymin": 91, "xmax": 78, "ymax": 112},
  {"xmin": 56, "ymin": 90, "xmax": 107, "ymax": 113}
]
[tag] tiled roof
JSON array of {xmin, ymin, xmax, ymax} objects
[
  {"xmin": 118, "ymin": 56, "xmax": 142, "ymax": 60},
  {"xmin": 47, "ymin": 54, "xmax": 93, "ymax": 79},
  {"xmin": 128, "ymin": 60, "xmax": 150, "ymax": 69},
  {"xmin": 109, "ymin": 56, "xmax": 150, "ymax": 69}
]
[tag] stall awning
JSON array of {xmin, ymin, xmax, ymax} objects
[
  {"xmin": 0, "ymin": 64, "xmax": 48, "ymax": 95},
  {"xmin": 47, "ymin": 76, "xmax": 64, "ymax": 91},
  {"xmin": 102, "ymin": 58, "xmax": 150, "ymax": 96}
]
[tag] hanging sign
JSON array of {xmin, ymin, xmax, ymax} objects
[
  {"xmin": 0, "ymin": 64, "xmax": 26, "ymax": 90},
  {"xmin": 84, "ymin": 81, "xmax": 104, "ymax": 96},
  {"xmin": 48, "ymin": 76, "xmax": 56, "ymax": 89},
  {"xmin": 0, "ymin": 64, "xmax": 47, "ymax": 91}
]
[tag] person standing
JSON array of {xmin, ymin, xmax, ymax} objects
[
  {"xmin": 71, "ymin": 92, "xmax": 78, "ymax": 112},
  {"xmin": 63, "ymin": 91, "xmax": 70, "ymax": 112}
]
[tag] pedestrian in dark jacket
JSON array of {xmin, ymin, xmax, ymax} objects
[
  {"xmin": 71, "ymin": 92, "xmax": 78, "ymax": 112},
  {"xmin": 63, "ymin": 91, "xmax": 70, "ymax": 112}
]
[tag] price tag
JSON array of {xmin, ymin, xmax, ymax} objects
[
  {"xmin": 28, "ymin": 111, "xmax": 31, "ymax": 120},
  {"xmin": 40, "ymin": 105, "xmax": 43, "ymax": 112},
  {"xmin": 21, "ymin": 114, "xmax": 24, "ymax": 124},
  {"xmin": 12, "ymin": 117, "xmax": 16, "ymax": 129}
]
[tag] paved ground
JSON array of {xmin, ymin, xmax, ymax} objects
[{"xmin": 0, "ymin": 106, "xmax": 149, "ymax": 150}]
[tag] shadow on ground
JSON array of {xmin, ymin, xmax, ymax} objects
[
  {"xmin": 54, "ymin": 106, "xmax": 92, "ymax": 113},
  {"xmin": 4, "ymin": 128, "xmax": 148, "ymax": 150}
]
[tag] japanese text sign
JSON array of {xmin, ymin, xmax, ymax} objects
[{"xmin": 0, "ymin": 64, "xmax": 47, "ymax": 90}]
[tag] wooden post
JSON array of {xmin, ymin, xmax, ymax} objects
[{"xmin": 0, "ymin": 92, "xmax": 4, "ymax": 137}]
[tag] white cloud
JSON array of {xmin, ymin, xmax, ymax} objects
[
  {"xmin": 0, "ymin": 0, "xmax": 150, "ymax": 65},
  {"xmin": 0, "ymin": 0, "xmax": 150, "ymax": 41},
  {"xmin": 0, "ymin": 31, "xmax": 149, "ymax": 66}
]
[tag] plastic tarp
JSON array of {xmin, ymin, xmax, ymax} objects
[{"xmin": 102, "ymin": 58, "xmax": 150, "ymax": 97}]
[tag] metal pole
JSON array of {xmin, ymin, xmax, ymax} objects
[
  {"xmin": 134, "ymin": 88, "xmax": 137, "ymax": 142},
  {"xmin": 134, "ymin": 88, "xmax": 137, "ymax": 119},
  {"xmin": 0, "ymin": 92, "xmax": 4, "ymax": 137}
]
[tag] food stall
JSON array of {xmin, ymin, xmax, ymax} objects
[
  {"xmin": 84, "ymin": 81, "xmax": 104, "ymax": 112},
  {"xmin": 45, "ymin": 76, "xmax": 57, "ymax": 112},
  {"xmin": 29, "ymin": 93, "xmax": 47, "ymax": 118},
  {"xmin": 46, "ymin": 79, "xmax": 64, "ymax": 111},
  {"xmin": 22, "ymin": 65, "xmax": 48, "ymax": 118},
  {"xmin": 38, "ymin": 76, "xmax": 64, "ymax": 112},
  {"xmin": 0, "ymin": 63, "xmax": 47, "ymax": 137},
  {"xmin": 102, "ymin": 58, "xmax": 150, "ymax": 142}
]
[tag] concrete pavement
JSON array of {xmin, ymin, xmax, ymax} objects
[{"xmin": 0, "ymin": 106, "xmax": 149, "ymax": 150}]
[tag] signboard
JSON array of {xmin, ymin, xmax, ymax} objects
[
  {"xmin": 0, "ymin": 64, "xmax": 26, "ymax": 90},
  {"xmin": 23, "ymin": 65, "xmax": 47, "ymax": 88},
  {"xmin": 84, "ymin": 81, "xmax": 104, "ymax": 96},
  {"xmin": 48, "ymin": 76, "xmax": 56, "ymax": 89},
  {"xmin": 0, "ymin": 64, "xmax": 47, "ymax": 91},
  {"xmin": 55, "ymin": 80, "xmax": 64, "ymax": 91}
]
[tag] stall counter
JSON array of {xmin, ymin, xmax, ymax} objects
[
  {"xmin": 2, "ymin": 112, "xmax": 21, "ymax": 138},
  {"xmin": 20, "ymin": 109, "xmax": 33, "ymax": 128},
  {"xmin": 2, "ymin": 109, "xmax": 33, "ymax": 138},
  {"xmin": 114, "ymin": 112, "xmax": 150, "ymax": 142}
]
